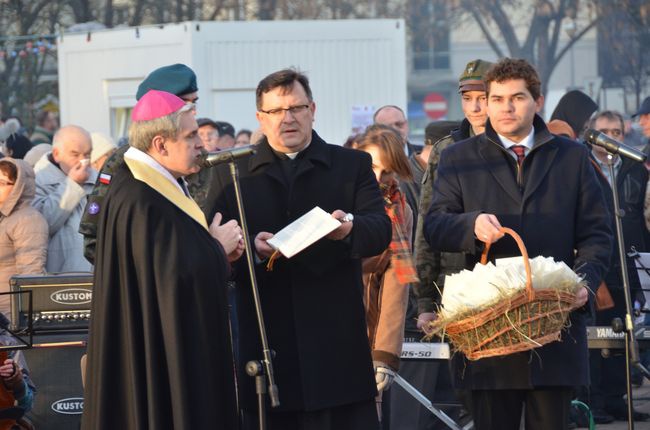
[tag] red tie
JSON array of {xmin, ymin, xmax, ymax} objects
[{"xmin": 511, "ymin": 145, "xmax": 526, "ymax": 167}]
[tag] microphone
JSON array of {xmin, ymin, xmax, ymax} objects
[
  {"xmin": 199, "ymin": 145, "xmax": 256, "ymax": 167},
  {"xmin": 583, "ymin": 128, "xmax": 647, "ymax": 163}
]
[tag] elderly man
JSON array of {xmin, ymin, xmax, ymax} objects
[
  {"xmin": 33, "ymin": 125, "xmax": 96, "ymax": 272},
  {"xmin": 424, "ymin": 58, "xmax": 611, "ymax": 430},
  {"xmin": 81, "ymin": 90, "xmax": 242, "ymax": 429},
  {"xmin": 205, "ymin": 68, "xmax": 391, "ymax": 430},
  {"xmin": 80, "ymin": 63, "xmax": 199, "ymax": 264},
  {"xmin": 587, "ymin": 110, "xmax": 650, "ymax": 422}
]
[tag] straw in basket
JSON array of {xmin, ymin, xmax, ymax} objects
[{"xmin": 428, "ymin": 227, "xmax": 582, "ymax": 360}]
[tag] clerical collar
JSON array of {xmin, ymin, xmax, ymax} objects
[
  {"xmin": 270, "ymin": 140, "xmax": 311, "ymax": 160},
  {"xmin": 124, "ymin": 146, "xmax": 186, "ymax": 196}
]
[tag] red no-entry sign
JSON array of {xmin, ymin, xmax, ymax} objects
[{"xmin": 423, "ymin": 92, "xmax": 448, "ymax": 119}]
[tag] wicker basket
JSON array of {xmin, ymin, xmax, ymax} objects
[{"xmin": 442, "ymin": 228, "xmax": 579, "ymax": 360}]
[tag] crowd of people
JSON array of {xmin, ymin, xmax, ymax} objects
[{"xmin": 0, "ymin": 57, "xmax": 649, "ymax": 430}]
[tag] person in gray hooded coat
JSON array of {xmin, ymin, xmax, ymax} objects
[{"xmin": 0, "ymin": 158, "xmax": 48, "ymax": 317}]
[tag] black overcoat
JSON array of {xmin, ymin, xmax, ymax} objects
[
  {"xmin": 82, "ymin": 163, "xmax": 238, "ymax": 429},
  {"xmin": 205, "ymin": 132, "xmax": 392, "ymax": 411},
  {"xmin": 424, "ymin": 115, "xmax": 612, "ymax": 389},
  {"xmin": 593, "ymin": 154, "xmax": 648, "ymax": 312}
]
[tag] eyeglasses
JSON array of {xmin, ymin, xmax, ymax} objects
[
  {"xmin": 259, "ymin": 104, "xmax": 310, "ymax": 117},
  {"xmin": 597, "ymin": 128, "xmax": 623, "ymax": 138},
  {"xmin": 0, "ymin": 179, "xmax": 14, "ymax": 186}
]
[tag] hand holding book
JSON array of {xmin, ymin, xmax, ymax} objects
[
  {"xmin": 326, "ymin": 209, "xmax": 354, "ymax": 241},
  {"xmin": 265, "ymin": 207, "xmax": 352, "ymax": 259}
]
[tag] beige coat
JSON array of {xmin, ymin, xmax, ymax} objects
[
  {"xmin": 0, "ymin": 158, "xmax": 48, "ymax": 317},
  {"xmin": 362, "ymin": 203, "xmax": 412, "ymax": 371}
]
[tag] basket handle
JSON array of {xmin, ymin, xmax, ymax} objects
[{"xmin": 480, "ymin": 227, "xmax": 533, "ymax": 300}]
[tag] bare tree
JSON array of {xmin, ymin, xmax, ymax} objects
[
  {"xmin": 66, "ymin": 0, "xmax": 95, "ymax": 23},
  {"xmin": 0, "ymin": 0, "xmax": 62, "ymax": 127},
  {"xmin": 207, "ymin": 0, "xmax": 228, "ymax": 20},
  {"xmin": 449, "ymin": 0, "xmax": 602, "ymax": 96},
  {"xmin": 264, "ymin": 0, "xmax": 401, "ymax": 20},
  {"xmin": 598, "ymin": 0, "xmax": 650, "ymax": 108},
  {"xmin": 104, "ymin": 0, "xmax": 114, "ymax": 27},
  {"xmin": 257, "ymin": 0, "xmax": 277, "ymax": 20}
]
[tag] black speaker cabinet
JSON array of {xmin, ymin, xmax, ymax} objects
[{"xmin": 22, "ymin": 332, "xmax": 87, "ymax": 430}]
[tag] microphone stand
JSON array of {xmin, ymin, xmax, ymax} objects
[
  {"xmin": 604, "ymin": 154, "xmax": 650, "ymax": 430},
  {"xmin": 227, "ymin": 161, "xmax": 280, "ymax": 430}
]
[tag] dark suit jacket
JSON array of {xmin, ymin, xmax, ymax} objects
[
  {"xmin": 205, "ymin": 131, "xmax": 392, "ymax": 411},
  {"xmin": 591, "ymin": 155, "xmax": 648, "ymax": 314},
  {"xmin": 615, "ymin": 157, "xmax": 649, "ymax": 252},
  {"xmin": 424, "ymin": 115, "xmax": 612, "ymax": 389}
]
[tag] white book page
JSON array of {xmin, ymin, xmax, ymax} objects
[{"xmin": 266, "ymin": 207, "xmax": 341, "ymax": 258}]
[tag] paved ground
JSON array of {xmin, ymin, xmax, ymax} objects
[{"xmin": 590, "ymin": 382, "xmax": 650, "ymax": 429}]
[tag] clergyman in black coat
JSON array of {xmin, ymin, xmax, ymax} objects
[
  {"xmin": 82, "ymin": 91, "xmax": 243, "ymax": 429},
  {"xmin": 424, "ymin": 58, "xmax": 612, "ymax": 430},
  {"xmin": 205, "ymin": 69, "xmax": 392, "ymax": 430}
]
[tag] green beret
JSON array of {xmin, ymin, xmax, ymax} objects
[
  {"xmin": 458, "ymin": 59, "xmax": 493, "ymax": 93},
  {"xmin": 136, "ymin": 64, "xmax": 198, "ymax": 100}
]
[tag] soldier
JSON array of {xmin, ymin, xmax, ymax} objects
[{"xmin": 413, "ymin": 59, "xmax": 493, "ymax": 328}]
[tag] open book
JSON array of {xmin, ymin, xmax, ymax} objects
[{"xmin": 266, "ymin": 207, "xmax": 341, "ymax": 258}]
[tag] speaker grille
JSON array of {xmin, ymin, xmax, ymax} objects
[{"xmin": 22, "ymin": 332, "xmax": 87, "ymax": 429}]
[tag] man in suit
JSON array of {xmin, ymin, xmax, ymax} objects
[
  {"xmin": 587, "ymin": 110, "xmax": 649, "ymax": 422},
  {"xmin": 424, "ymin": 58, "xmax": 612, "ymax": 430},
  {"xmin": 205, "ymin": 68, "xmax": 392, "ymax": 430},
  {"xmin": 373, "ymin": 105, "xmax": 419, "ymax": 156}
]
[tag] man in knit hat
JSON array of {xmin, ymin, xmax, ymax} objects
[
  {"xmin": 82, "ymin": 90, "xmax": 242, "ymax": 430},
  {"xmin": 79, "ymin": 64, "xmax": 199, "ymax": 264}
]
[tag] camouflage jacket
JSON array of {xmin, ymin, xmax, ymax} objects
[
  {"xmin": 186, "ymin": 167, "xmax": 215, "ymax": 215},
  {"xmin": 413, "ymin": 119, "xmax": 475, "ymax": 314},
  {"xmin": 79, "ymin": 144, "xmax": 129, "ymax": 265}
]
